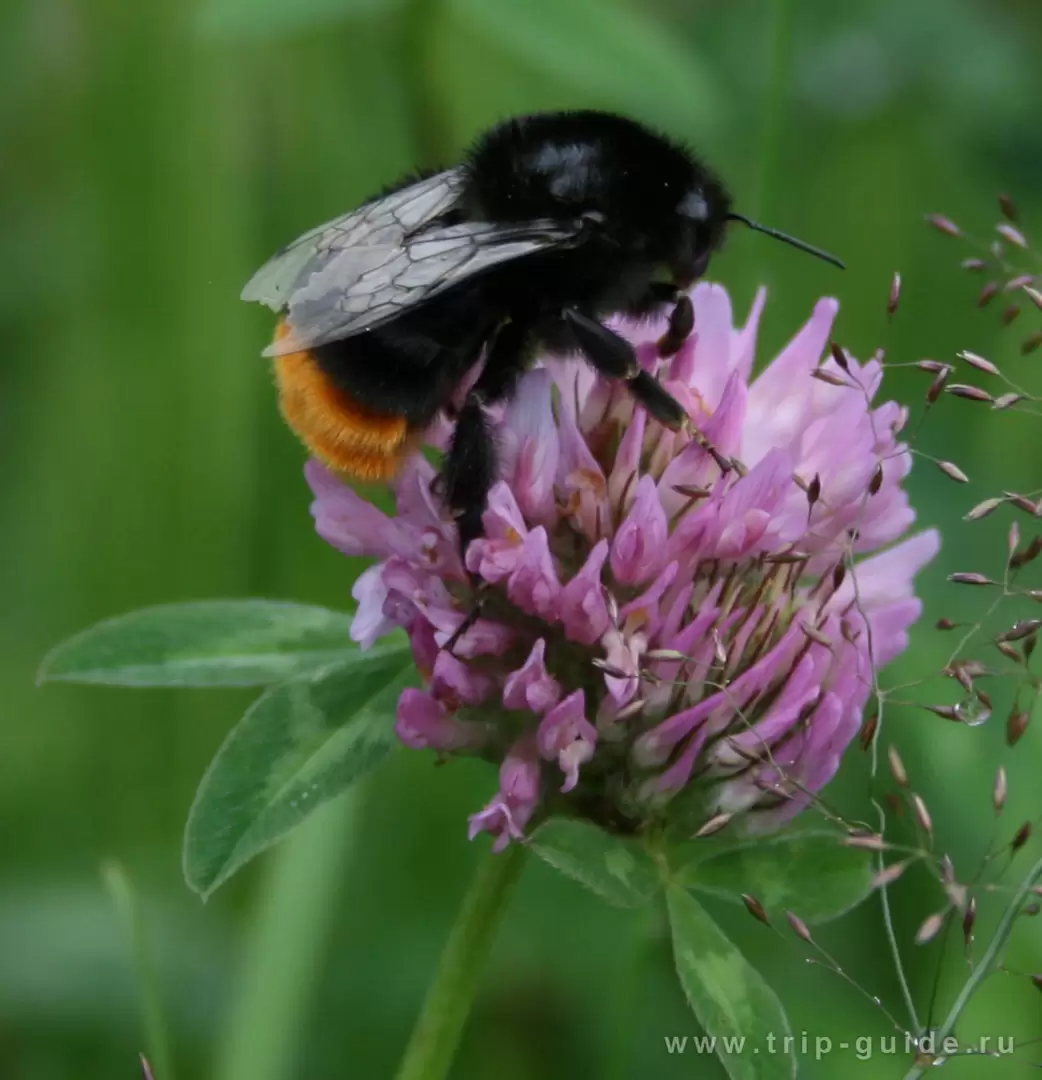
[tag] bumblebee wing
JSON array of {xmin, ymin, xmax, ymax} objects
[
  {"xmin": 266, "ymin": 217, "xmax": 581, "ymax": 355},
  {"xmin": 241, "ymin": 169, "xmax": 467, "ymax": 312}
]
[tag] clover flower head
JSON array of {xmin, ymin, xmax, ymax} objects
[{"xmin": 308, "ymin": 283, "xmax": 938, "ymax": 848}]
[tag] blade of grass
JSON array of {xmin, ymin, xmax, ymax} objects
[
  {"xmin": 101, "ymin": 861, "xmax": 176, "ymax": 1080},
  {"xmin": 213, "ymin": 788, "xmax": 365, "ymax": 1080}
]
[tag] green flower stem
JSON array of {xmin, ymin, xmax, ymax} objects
[
  {"xmin": 901, "ymin": 853, "xmax": 1042, "ymax": 1080},
  {"xmin": 606, "ymin": 900, "xmax": 667, "ymax": 1080},
  {"xmin": 395, "ymin": 843, "xmax": 528, "ymax": 1080}
]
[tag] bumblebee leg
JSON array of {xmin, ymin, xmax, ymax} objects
[
  {"xmin": 639, "ymin": 284, "xmax": 694, "ymax": 357},
  {"xmin": 657, "ymin": 293, "xmax": 694, "ymax": 357},
  {"xmin": 628, "ymin": 371, "xmax": 731, "ymax": 470},
  {"xmin": 625, "ymin": 370, "xmax": 687, "ymax": 431},
  {"xmin": 439, "ymin": 397, "xmax": 495, "ymax": 657},
  {"xmin": 441, "ymin": 319, "xmax": 533, "ymax": 656},
  {"xmin": 561, "ymin": 308, "xmax": 688, "ymax": 432},
  {"xmin": 441, "ymin": 591, "xmax": 487, "ymax": 656},
  {"xmin": 444, "ymin": 397, "xmax": 496, "ymax": 559},
  {"xmin": 443, "ymin": 318, "xmax": 532, "ymax": 559},
  {"xmin": 562, "ymin": 307, "xmax": 640, "ymax": 378}
]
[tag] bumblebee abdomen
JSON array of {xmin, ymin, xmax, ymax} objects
[{"xmin": 272, "ymin": 320, "xmax": 416, "ymax": 481}]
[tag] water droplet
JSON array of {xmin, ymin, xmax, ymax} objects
[{"xmin": 955, "ymin": 697, "xmax": 992, "ymax": 726}]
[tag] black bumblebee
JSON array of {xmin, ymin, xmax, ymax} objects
[{"xmin": 243, "ymin": 110, "xmax": 841, "ymax": 558}]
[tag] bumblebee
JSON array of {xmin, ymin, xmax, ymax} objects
[{"xmin": 243, "ymin": 110, "xmax": 841, "ymax": 557}]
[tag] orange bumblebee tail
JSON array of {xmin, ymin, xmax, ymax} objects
[{"xmin": 272, "ymin": 319, "xmax": 417, "ymax": 481}]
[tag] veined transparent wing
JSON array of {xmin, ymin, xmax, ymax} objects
[
  {"xmin": 241, "ymin": 169, "xmax": 465, "ymax": 312},
  {"xmin": 242, "ymin": 169, "xmax": 583, "ymax": 353}
]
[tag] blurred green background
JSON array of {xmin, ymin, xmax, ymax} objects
[{"xmin": 4, "ymin": 0, "xmax": 1042, "ymax": 1076}]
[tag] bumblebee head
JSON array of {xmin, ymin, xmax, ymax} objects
[
  {"xmin": 667, "ymin": 169, "xmax": 733, "ymax": 288},
  {"xmin": 665, "ymin": 165, "xmax": 845, "ymax": 289}
]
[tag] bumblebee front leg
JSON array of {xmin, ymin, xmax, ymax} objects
[
  {"xmin": 562, "ymin": 307, "xmax": 640, "ymax": 378},
  {"xmin": 657, "ymin": 293, "xmax": 694, "ymax": 357},
  {"xmin": 645, "ymin": 283, "xmax": 695, "ymax": 357},
  {"xmin": 562, "ymin": 307, "xmax": 686, "ymax": 432}
]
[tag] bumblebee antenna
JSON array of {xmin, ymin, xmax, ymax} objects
[{"xmin": 728, "ymin": 213, "xmax": 845, "ymax": 270}]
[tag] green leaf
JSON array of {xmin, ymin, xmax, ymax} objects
[
  {"xmin": 677, "ymin": 831, "xmax": 875, "ymax": 924},
  {"xmin": 529, "ymin": 818, "xmax": 659, "ymax": 907},
  {"xmin": 38, "ymin": 600, "xmax": 372, "ymax": 688},
  {"xmin": 183, "ymin": 649, "xmax": 415, "ymax": 897},
  {"xmin": 666, "ymin": 886, "xmax": 796, "ymax": 1080},
  {"xmin": 441, "ymin": 0, "xmax": 720, "ymax": 135}
]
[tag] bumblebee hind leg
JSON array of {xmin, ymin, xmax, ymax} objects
[
  {"xmin": 441, "ymin": 319, "xmax": 532, "ymax": 654},
  {"xmin": 443, "ymin": 318, "xmax": 532, "ymax": 558},
  {"xmin": 444, "ymin": 398, "xmax": 497, "ymax": 559}
]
